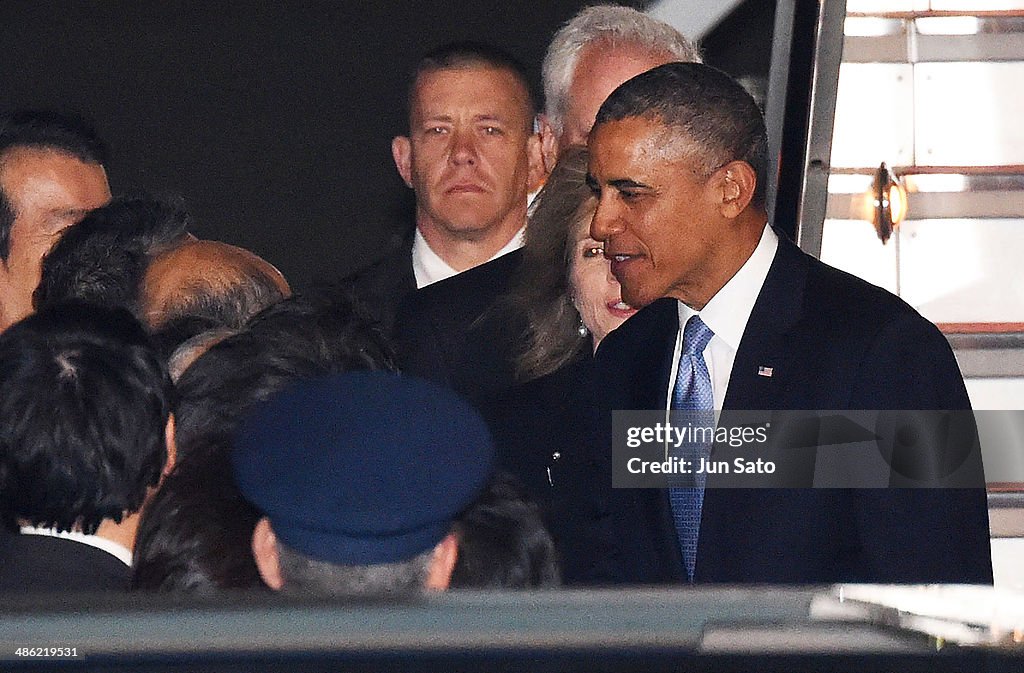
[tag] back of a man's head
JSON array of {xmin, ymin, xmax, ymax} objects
[
  {"xmin": 0, "ymin": 111, "xmax": 108, "ymax": 261},
  {"xmin": 34, "ymin": 195, "xmax": 192, "ymax": 317},
  {"xmin": 542, "ymin": 5, "xmax": 701, "ymax": 144},
  {"xmin": 234, "ymin": 371, "xmax": 495, "ymax": 598},
  {"xmin": 449, "ymin": 473, "xmax": 560, "ymax": 589},
  {"xmin": 173, "ymin": 288, "xmax": 396, "ymax": 457},
  {"xmin": 131, "ymin": 441, "xmax": 263, "ymax": 594},
  {"xmin": 131, "ymin": 293, "xmax": 396, "ymax": 594},
  {"xmin": 141, "ymin": 239, "xmax": 290, "ymax": 332},
  {"xmin": 0, "ymin": 302, "xmax": 173, "ymax": 533}
]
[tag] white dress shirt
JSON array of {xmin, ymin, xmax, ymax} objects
[
  {"xmin": 667, "ymin": 224, "xmax": 779, "ymax": 411},
  {"xmin": 411, "ymin": 226, "xmax": 525, "ymax": 289},
  {"xmin": 19, "ymin": 524, "xmax": 133, "ymax": 566}
]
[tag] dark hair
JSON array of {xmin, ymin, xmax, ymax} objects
[
  {"xmin": 131, "ymin": 442, "xmax": 263, "ymax": 594},
  {"xmin": 450, "ymin": 472, "xmax": 560, "ymax": 589},
  {"xmin": 407, "ymin": 41, "xmax": 537, "ymax": 132},
  {"xmin": 595, "ymin": 62, "xmax": 769, "ymax": 207},
  {"xmin": 0, "ymin": 302, "xmax": 172, "ymax": 534},
  {"xmin": 166, "ymin": 326, "xmax": 237, "ymax": 382},
  {"xmin": 173, "ymin": 287, "xmax": 397, "ymax": 458},
  {"xmin": 0, "ymin": 110, "xmax": 108, "ymax": 260},
  {"xmin": 33, "ymin": 194, "xmax": 192, "ymax": 317},
  {"xmin": 507, "ymin": 145, "xmax": 594, "ymax": 382},
  {"xmin": 150, "ymin": 315, "xmax": 225, "ymax": 365}
]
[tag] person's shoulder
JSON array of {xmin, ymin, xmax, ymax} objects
[
  {"xmin": 496, "ymin": 353, "xmax": 594, "ymax": 407},
  {"xmin": 810, "ymin": 259, "xmax": 912, "ymax": 314},
  {"xmin": 342, "ymin": 233, "xmax": 415, "ymax": 292},
  {"xmin": 336, "ymin": 230, "xmax": 416, "ymax": 331},
  {"xmin": 398, "ymin": 248, "xmax": 524, "ymax": 324},
  {"xmin": 591, "ymin": 298, "xmax": 679, "ymax": 388},
  {"xmin": 597, "ymin": 297, "xmax": 678, "ymax": 353},
  {"xmin": 0, "ymin": 534, "xmax": 130, "ymax": 593},
  {"xmin": 414, "ymin": 249, "xmax": 524, "ymax": 305},
  {"xmin": 785, "ymin": 242, "xmax": 963, "ymax": 403},
  {"xmin": 808, "ymin": 257, "xmax": 957, "ymax": 361},
  {"xmin": 785, "ymin": 238, "xmax": 932, "ymax": 338}
]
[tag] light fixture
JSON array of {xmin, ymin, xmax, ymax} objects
[{"xmin": 871, "ymin": 161, "xmax": 908, "ymax": 244}]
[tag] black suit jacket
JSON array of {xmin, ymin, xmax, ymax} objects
[
  {"xmin": 480, "ymin": 354, "xmax": 609, "ymax": 583},
  {"xmin": 572, "ymin": 231, "xmax": 992, "ymax": 585},
  {"xmin": 393, "ymin": 249, "xmax": 526, "ymax": 406},
  {"xmin": 0, "ymin": 533, "xmax": 131, "ymax": 594},
  {"xmin": 339, "ymin": 230, "xmax": 416, "ymax": 335}
]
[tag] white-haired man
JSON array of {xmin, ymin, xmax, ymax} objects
[{"xmin": 539, "ymin": 4, "xmax": 702, "ymax": 164}]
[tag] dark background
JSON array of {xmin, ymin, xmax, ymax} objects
[{"xmin": 1, "ymin": 0, "xmax": 773, "ymax": 290}]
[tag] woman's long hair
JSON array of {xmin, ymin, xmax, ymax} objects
[{"xmin": 507, "ymin": 145, "xmax": 596, "ymax": 382}]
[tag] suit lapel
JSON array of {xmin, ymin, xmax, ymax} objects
[
  {"xmin": 594, "ymin": 297, "xmax": 679, "ymax": 411},
  {"xmin": 633, "ymin": 299, "xmax": 678, "ymax": 410},
  {"xmin": 722, "ymin": 232, "xmax": 808, "ymax": 412},
  {"xmin": 627, "ymin": 299, "xmax": 688, "ymax": 581},
  {"xmin": 590, "ymin": 297, "xmax": 688, "ymax": 582},
  {"xmin": 698, "ymin": 232, "xmax": 809, "ymax": 582}
]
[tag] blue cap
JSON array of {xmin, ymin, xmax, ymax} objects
[{"xmin": 233, "ymin": 372, "xmax": 494, "ymax": 565}]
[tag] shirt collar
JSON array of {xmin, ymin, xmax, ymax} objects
[
  {"xmin": 412, "ymin": 227, "xmax": 525, "ymax": 289},
  {"xmin": 677, "ymin": 224, "xmax": 778, "ymax": 349},
  {"xmin": 19, "ymin": 525, "xmax": 133, "ymax": 567}
]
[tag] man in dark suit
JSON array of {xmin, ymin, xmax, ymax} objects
[
  {"xmin": 572, "ymin": 62, "xmax": 992, "ymax": 585},
  {"xmin": 394, "ymin": 7, "xmax": 701, "ymax": 404},
  {"xmin": 0, "ymin": 303, "xmax": 175, "ymax": 593},
  {"xmin": 343, "ymin": 42, "xmax": 544, "ymax": 333}
]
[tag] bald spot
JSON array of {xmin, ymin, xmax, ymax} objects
[{"xmin": 142, "ymin": 240, "xmax": 290, "ymax": 330}]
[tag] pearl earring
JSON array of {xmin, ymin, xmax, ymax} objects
[{"xmin": 578, "ymin": 318, "xmax": 588, "ymax": 338}]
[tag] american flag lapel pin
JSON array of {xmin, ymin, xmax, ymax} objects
[
  {"xmin": 547, "ymin": 451, "xmax": 561, "ymax": 487},
  {"xmin": 757, "ymin": 365, "xmax": 774, "ymax": 378}
]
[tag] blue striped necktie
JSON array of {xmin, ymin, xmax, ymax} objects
[{"xmin": 669, "ymin": 314, "xmax": 715, "ymax": 582}]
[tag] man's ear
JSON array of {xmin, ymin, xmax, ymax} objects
[
  {"xmin": 715, "ymin": 160, "xmax": 757, "ymax": 219},
  {"xmin": 162, "ymin": 414, "xmax": 177, "ymax": 478},
  {"xmin": 423, "ymin": 532, "xmax": 459, "ymax": 591},
  {"xmin": 526, "ymin": 129, "xmax": 547, "ymax": 193},
  {"xmin": 252, "ymin": 517, "xmax": 284, "ymax": 591},
  {"xmin": 536, "ymin": 114, "xmax": 559, "ymax": 176},
  {"xmin": 392, "ymin": 136, "xmax": 414, "ymax": 188}
]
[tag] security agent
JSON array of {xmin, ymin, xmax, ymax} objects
[
  {"xmin": 234, "ymin": 371, "xmax": 494, "ymax": 597},
  {"xmin": 343, "ymin": 41, "xmax": 544, "ymax": 333},
  {"xmin": 392, "ymin": 9, "xmax": 702, "ymax": 406}
]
